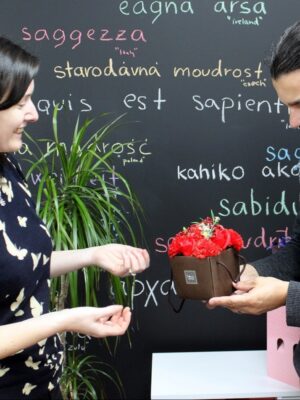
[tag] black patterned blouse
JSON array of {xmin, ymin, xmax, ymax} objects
[{"xmin": 0, "ymin": 156, "xmax": 63, "ymax": 399}]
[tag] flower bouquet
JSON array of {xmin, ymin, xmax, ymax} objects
[{"xmin": 168, "ymin": 216, "xmax": 245, "ymax": 302}]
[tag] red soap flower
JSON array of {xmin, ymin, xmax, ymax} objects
[{"xmin": 168, "ymin": 216, "xmax": 243, "ymax": 259}]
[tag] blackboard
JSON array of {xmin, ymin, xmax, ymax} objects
[{"xmin": 1, "ymin": 1, "xmax": 300, "ymax": 398}]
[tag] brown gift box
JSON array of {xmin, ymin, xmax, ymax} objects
[{"xmin": 169, "ymin": 247, "xmax": 244, "ymax": 301}]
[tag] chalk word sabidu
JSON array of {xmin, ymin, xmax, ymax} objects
[{"xmin": 218, "ymin": 188, "xmax": 298, "ymax": 217}]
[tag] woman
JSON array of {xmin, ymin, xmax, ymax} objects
[{"xmin": 0, "ymin": 37, "xmax": 150, "ymax": 399}]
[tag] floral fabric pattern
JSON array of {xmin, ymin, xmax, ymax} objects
[{"xmin": 0, "ymin": 156, "xmax": 63, "ymax": 399}]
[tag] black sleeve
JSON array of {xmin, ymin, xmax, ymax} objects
[
  {"xmin": 251, "ymin": 212, "xmax": 300, "ymax": 327},
  {"xmin": 251, "ymin": 212, "xmax": 300, "ymax": 281}
]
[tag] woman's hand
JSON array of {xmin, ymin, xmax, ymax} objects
[
  {"xmin": 207, "ymin": 276, "xmax": 289, "ymax": 315},
  {"xmin": 0, "ymin": 305, "xmax": 132, "ymax": 359},
  {"xmin": 62, "ymin": 305, "xmax": 132, "ymax": 338},
  {"xmin": 91, "ymin": 244, "xmax": 150, "ymax": 277},
  {"xmin": 50, "ymin": 245, "xmax": 150, "ymax": 277}
]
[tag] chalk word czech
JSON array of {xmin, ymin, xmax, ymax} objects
[
  {"xmin": 174, "ymin": 60, "xmax": 263, "ymax": 81},
  {"xmin": 54, "ymin": 59, "xmax": 161, "ymax": 79}
]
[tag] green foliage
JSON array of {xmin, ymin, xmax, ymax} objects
[
  {"xmin": 23, "ymin": 107, "xmax": 145, "ymax": 399},
  {"xmin": 60, "ymin": 351, "xmax": 125, "ymax": 400}
]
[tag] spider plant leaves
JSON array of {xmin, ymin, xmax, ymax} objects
[
  {"xmin": 61, "ymin": 353, "xmax": 125, "ymax": 400},
  {"xmin": 24, "ymin": 107, "xmax": 146, "ymax": 306},
  {"xmin": 23, "ymin": 108, "xmax": 146, "ymax": 398}
]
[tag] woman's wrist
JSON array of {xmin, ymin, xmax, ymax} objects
[
  {"xmin": 88, "ymin": 245, "xmax": 108, "ymax": 271},
  {"xmin": 45, "ymin": 309, "xmax": 74, "ymax": 334}
]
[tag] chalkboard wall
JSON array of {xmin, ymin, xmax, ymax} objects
[{"xmin": 1, "ymin": 1, "xmax": 300, "ymax": 398}]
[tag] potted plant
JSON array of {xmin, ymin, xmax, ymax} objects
[{"xmin": 22, "ymin": 107, "xmax": 145, "ymax": 399}]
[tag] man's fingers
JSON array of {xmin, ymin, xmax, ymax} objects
[{"xmin": 233, "ymin": 280, "xmax": 256, "ymax": 292}]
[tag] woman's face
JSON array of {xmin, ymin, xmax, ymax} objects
[{"xmin": 0, "ymin": 80, "xmax": 39, "ymax": 153}]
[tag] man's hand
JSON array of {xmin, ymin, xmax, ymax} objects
[{"xmin": 207, "ymin": 276, "xmax": 289, "ymax": 315}]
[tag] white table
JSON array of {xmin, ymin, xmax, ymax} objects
[{"xmin": 151, "ymin": 350, "xmax": 300, "ymax": 399}]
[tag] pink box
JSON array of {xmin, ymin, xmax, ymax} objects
[{"xmin": 267, "ymin": 306, "xmax": 300, "ymax": 387}]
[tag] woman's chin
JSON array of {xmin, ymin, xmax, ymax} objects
[{"xmin": 10, "ymin": 137, "xmax": 23, "ymax": 152}]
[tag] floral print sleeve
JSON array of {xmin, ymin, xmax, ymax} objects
[{"xmin": 0, "ymin": 156, "xmax": 63, "ymax": 399}]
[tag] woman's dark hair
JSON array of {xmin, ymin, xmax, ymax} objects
[
  {"xmin": 0, "ymin": 37, "xmax": 39, "ymax": 110},
  {"xmin": 270, "ymin": 21, "xmax": 300, "ymax": 80},
  {"xmin": 0, "ymin": 38, "xmax": 39, "ymax": 167}
]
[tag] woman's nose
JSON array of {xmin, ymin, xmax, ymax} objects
[{"xmin": 25, "ymin": 100, "xmax": 39, "ymax": 123}]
